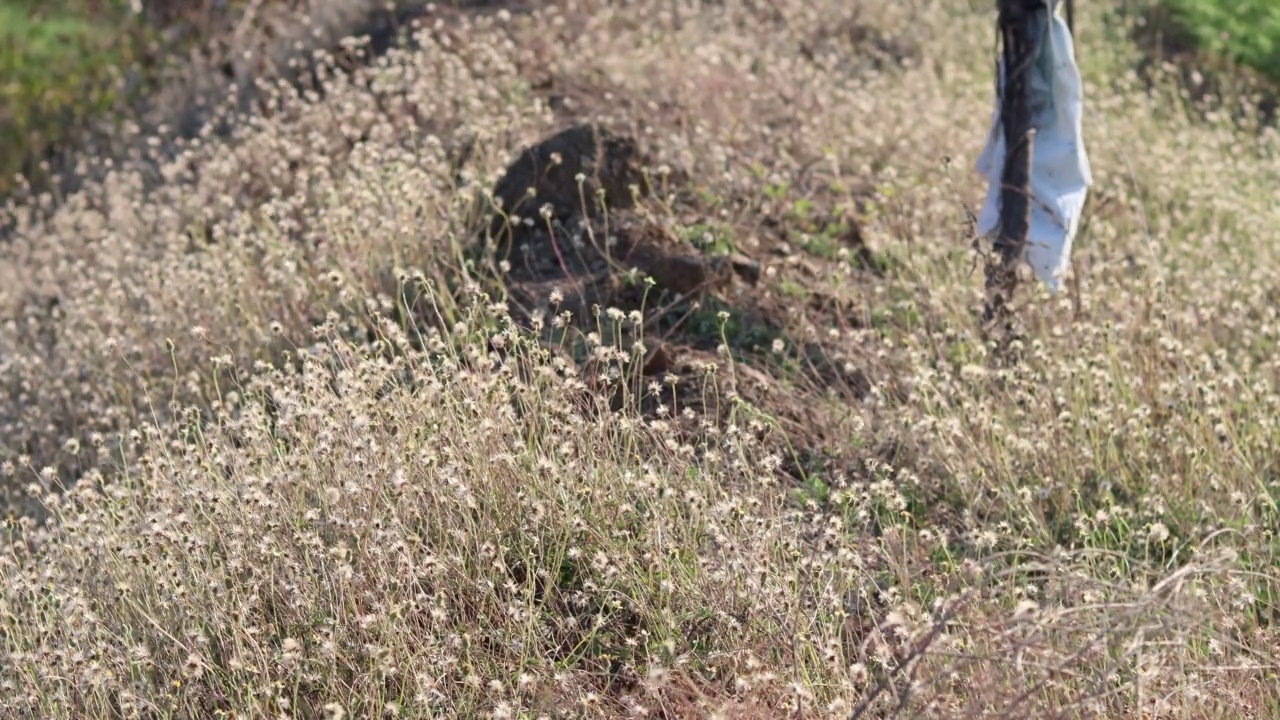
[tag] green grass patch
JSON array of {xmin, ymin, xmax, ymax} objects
[
  {"xmin": 1162, "ymin": 0, "xmax": 1280, "ymax": 81},
  {"xmin": 0, "ymin": 1, "xmax": 144, "ymax": 195}
]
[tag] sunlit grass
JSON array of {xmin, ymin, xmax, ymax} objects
[{"xmin": 1, "ymin": 1, "xmax": 1278, "ymax": 717}]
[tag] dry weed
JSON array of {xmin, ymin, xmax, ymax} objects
[{"xmin": 1, "ymin": 0, "xmax": 1278, "ymax": 718}]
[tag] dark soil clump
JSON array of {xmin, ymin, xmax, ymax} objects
[
  {"xmin": 472, "ymin": 125, "xmax": 780, "ymax": 432},
  {"xmin": 479, "ymin": 123, "xmax": 755, "ymax": 326}
]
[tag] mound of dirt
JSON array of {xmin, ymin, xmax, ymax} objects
[
  {"xmin": 488, "ymin": 124, "xmax": 650, "ymax": 234},
  {"xmin": 472, "ymin": 124, "xmax": 792, "ymax": 430},
  {"xmin": 469, "ymin": 122, "xmax": 900, "ymax": 493},
  {"xmin": 482, "ymin": 123, "xmax": 758, "ymax": 324}
]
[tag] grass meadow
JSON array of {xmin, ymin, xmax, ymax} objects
[{"xmin": 1, "ymin": 0, "xmax": 1280, "ymax": 717}]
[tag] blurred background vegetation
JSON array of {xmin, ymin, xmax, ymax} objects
[
  {"xmin": 0, "ymin": 0, "xmax": 304, "ymax": 201},
  {"xmin": 1, "ymin": 0, "xmax": 1278, "ymax": 203},
  {"xmin": 0, "ymin": 0, "xmax": 156, "ymax": 198},
  {"xmin": 1161, "ymin": 0, "xmax": 1280, "ymax": 81}
]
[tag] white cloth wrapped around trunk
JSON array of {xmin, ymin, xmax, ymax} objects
[{"xmin": 975, "ymin": 0, "xmax": 1091, "ymax": 293}]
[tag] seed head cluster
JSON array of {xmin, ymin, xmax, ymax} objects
[{"xmin": 1, "ymin": 0, "xmax": 1278, "ymax": 718}]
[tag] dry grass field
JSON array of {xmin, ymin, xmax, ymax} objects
[{"xmin": 2, "ymin": 0, "xmax": 1280, "ymax": 717}]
